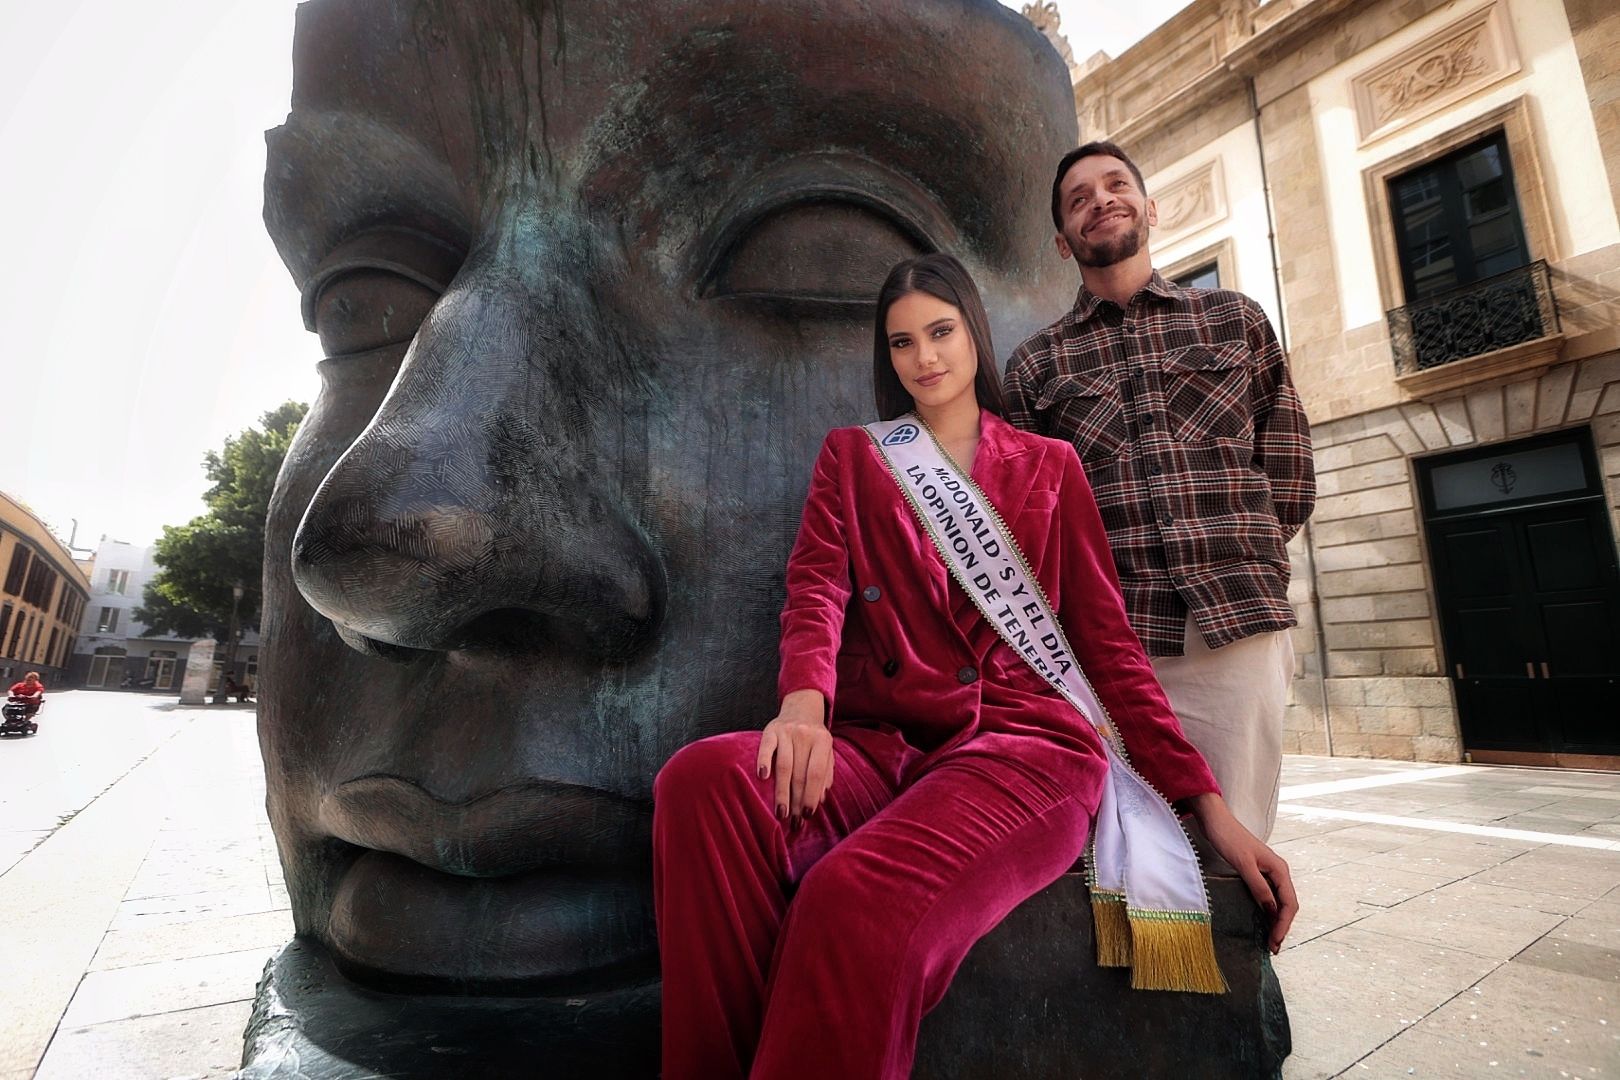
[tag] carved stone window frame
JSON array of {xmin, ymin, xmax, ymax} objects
[
  {"xmin": 1351, "ymin": 1, "xmax": 1521, "ymax": 146},
  {"xmin": 1160, "ymin": 237, "xmax": 1238, "ymax": 293},
  {"xmin": 1362, "ymin": 97, "xmax": 1556, "ymax": 315}
]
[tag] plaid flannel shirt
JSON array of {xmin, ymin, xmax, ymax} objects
[{"xmin": 1004, "ymin": 273, "xmax": 1315, "ymax": 657}]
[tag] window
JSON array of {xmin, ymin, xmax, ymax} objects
[
  {"xmin": 97, "ymin": 607, "xmax": 121, "ymax": 634},
  {"xmin": 105, "ymin": 569, "xmax": 131, "ymax": 596},
  {"xmin": 44, "ymin": 629, "xmax": 58, "ymax": 667},
  {"xmin": 0, "ymin": 604, "xmax": 10, "ymax": 652},
  {"xmin": 22, "ymin": 559, "xmax": 57, "ymax": 610},
  {"xmin": 3, "ymin": 546, "xmax": 29, "ymax": 596},
  {"xmin": 8, "ymin": 613, "xmax": 28, "ymax": 658},
  {"xmin": 1389, "ymin": 131, "xmax": 1529, "ymax": 301},
  {"xmin": 1172, "ymin": 262, "xmax": 1220, "ymax": 291}
]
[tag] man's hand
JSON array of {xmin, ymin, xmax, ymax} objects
[
  {"xmin": 757, "ymin": 689, "xmax": 834, "ymax": 824},
  {"xmin": 1183, "ymin": 793, "xmax": 1298, "ymax": 954}
]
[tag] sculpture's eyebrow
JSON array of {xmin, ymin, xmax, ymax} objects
[
  {"xmin": 580, "ymin": 44, "xmax": 1004, "ymax": 256},
  {"xmin": 264, "ymin": 110, "xmax": 471, "ymax": 287}
]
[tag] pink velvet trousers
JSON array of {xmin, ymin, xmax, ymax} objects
[{"xmin": 653, "ymin": 726, "xmax": 1095, "ymax": 1080}]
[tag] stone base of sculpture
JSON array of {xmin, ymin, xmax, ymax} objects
[{"xmin": 238, "ymin": 874, "xmax": 1287, "ymax": 1079}]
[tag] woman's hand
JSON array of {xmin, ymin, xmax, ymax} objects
[
  {"xmin": 1183, "ymin": 793, "xmax": 1298, "ymax": 954},
  {"xmin": 757, "ymin": 689, "xmax": 834, "ymax": 824}
]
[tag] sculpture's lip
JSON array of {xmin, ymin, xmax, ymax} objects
[
  {"xmin": 319, "ymin": 773, "xmax": 651, "ymax": 876},
  {"xmin": 327, "ymin": 849, "xmax": 656, "ymax": 995}
]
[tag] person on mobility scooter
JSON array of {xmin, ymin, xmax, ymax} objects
[{"xmin": 3, "ymin": 671, "xmax": 44, "ymax": 737}]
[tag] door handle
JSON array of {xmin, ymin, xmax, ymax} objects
[
  {"xmin": 1525, "ymin": 662, "xmax": 1535, "ymax": 678},
  {"xmin": 1540, "ymin": 661, "xmax": 1550, "ymax": 678},
  {"xmin": 1455, "ymin": 663, "xmax": 1465, "ymax": 679}
]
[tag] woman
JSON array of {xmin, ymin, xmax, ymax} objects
[{"xmin": 653, "ymin": 253, "xmax": 1296, "ymax": 1080}]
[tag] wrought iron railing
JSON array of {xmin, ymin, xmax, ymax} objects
[{"xmin": 1387, "ymin": 260, "xmax": 1560, "ymax": 375}]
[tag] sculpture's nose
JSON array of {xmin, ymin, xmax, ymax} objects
[{"xmin": 291, "ymin": 269, "xmax": 665, "ymax": 662}]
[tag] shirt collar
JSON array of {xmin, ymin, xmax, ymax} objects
[{"xmin": 1070, "ymin": 270, "xmax": 1180, "ymax": 324}]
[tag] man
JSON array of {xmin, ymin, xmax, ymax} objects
[
  {"xmin": 7, "ymin": 671, "xmax": 44, "ymax": 722},
  {"xmin": 1005, "ymin": 141, "xmax": 1315, "ymax": 841}
]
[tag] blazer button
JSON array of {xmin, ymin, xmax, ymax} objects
[
  {"xmin": 862, "ymin": 585, "xmax": 881, "ymax": 602},
  {"xmin": 957, "ymin": 666, "xmax": 977, "ymax": 685},
  {"xmin": 882, "ymin": 659, "xmax": 899, "ymax": 677}
]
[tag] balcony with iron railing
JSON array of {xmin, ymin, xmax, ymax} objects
[{"xmin": 1387, "ymin": 260, "xmax": 1564, "ymax": 396}]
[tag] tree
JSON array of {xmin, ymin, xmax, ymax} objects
[{"xmin": 136, "ymin": 402, "xmax": 309, "ymax": 640}]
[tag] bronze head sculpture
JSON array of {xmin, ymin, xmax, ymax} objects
[{"xmin": 257, "ymin": 0, "xmax": 1076, "ymax": 1063}]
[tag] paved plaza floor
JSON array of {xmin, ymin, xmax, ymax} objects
[{"xmin": 1, "ymin": 692, "xmax": 1615, "ymax": 1077}]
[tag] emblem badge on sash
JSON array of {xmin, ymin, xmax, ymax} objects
[{"xmin": 881, "ymin": 423, "xmax": 920, "ymax": 446}]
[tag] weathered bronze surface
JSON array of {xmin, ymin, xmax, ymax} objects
[
  {"xmin": 260, "ymin": 0, "xmax": 1070, "ymax": 1035},
  {"xmin": 254, "ymin": 1, "xmax": 1287, "ymax": 1073}
]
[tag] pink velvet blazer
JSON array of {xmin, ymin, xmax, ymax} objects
[{"xmin": 778, "ymin": 411, "xmax": 1219, "ymax": 805}]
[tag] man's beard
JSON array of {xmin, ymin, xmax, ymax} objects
[{"xmin": 1070, "ymin": 218, "xmax": 1146, "ymax": 269}]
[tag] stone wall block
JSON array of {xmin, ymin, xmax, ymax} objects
[
  {"xmin": 1322, "ymin": 590, "xmax": 1432, "ymax": 624},
  {"xmin": 1321, "ymin": 456, "xmax": 1412, "ymax": 498},
  {"xmin": 1504, "ymin": 378, "xmax": 1538, "ymax": 436},
  {"xmin": 1420, "ymin": 705, "xmax": 1461, "ymax": 737},
  {"xmin": 1398, "ymin": 403, "xmax": 1447, "ymax": 450},
  {"xmin": 1465, "ymin": 385, "xmax": 1506, "ymax": 442},
  {"xmin": 1433, "ymin": 396, "xmax": 1474, "ymax": 446},
  {"xmin": 1314, "ymin": 442, "xmax": 1355, "ymax": 471},
  {"xmin": 1322, "ymin": 678, "xmax": 1365, "ymax": 706},
  {"xmin": 1317, "ymin": 563, "xmax": 1428, "ymax": 598},
  {"xmin": 1374, "ymin": 648, "xmax": 1441, "ymax": 676},
  {"xmin": 1348, "ymin": 434, "xmax": 1406, "ymax": 465},
  {"xmin": 1599, "ymin": 382, "xmax": 1620, "ymax": 418},
  {"xmin": 1315, "ymin": 483, "xmax": 1414, "ymax": 523},
  {"xmin": 1413, "ymin": 734, "xmax": 1462, "ymax": 763},
  {"xmin": 1567, "ymin": 386, "xmax": 1603, "ymax": 423},
  {"xmin": 1313, "ymin": 536, "xmax": 1422, "ymax": 573},
  {"xmin": 1327, "ymin": 650, "xmax": 1383, "ymax": 677},
  {"xmin": 1368, "ymin": 733, "xmax": 1419, "ymax": 760},
  {"xmin": 1323, "ymin": 618, "xmax": 1434, "ymax": 651},
  {"xmin": 1573, "ymin": 352, "xmax": 1620, "ymax": 393},
  {"xmin": 1327, "ymin": 731, "xmax": 1374, "ymax": 758},
  {"xmin": 1536, "ymin": 364, "xmax": 1577, "ymax": 428},
  {"xmin": 1366, "ymin": 411, "xmax": 1425, "ymax": 455}
]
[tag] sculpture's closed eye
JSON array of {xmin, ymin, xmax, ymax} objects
[
  {"xmin": 703, "ymin": 194, "xmax": 927, "ymax": 308},
  {"xmin": 314, "ymin": 269, "xmax": 440, "ymax": 357}
]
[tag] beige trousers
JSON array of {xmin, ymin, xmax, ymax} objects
[{"xmin": 1151, "ymin": 617, "xmax": 1293, "ymax": 841}]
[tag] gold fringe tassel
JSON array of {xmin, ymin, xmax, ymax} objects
[
  {"xmin": 1126, "ymin": 913, "xmax": 1228, "ymax": 994},
  {"xmin": 1090, "ymin": 892, "xmax": 1132, "ymax": 968}
]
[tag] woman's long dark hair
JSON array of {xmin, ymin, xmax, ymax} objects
[{"xmin": 872, "ymin": 253, "xmax": 1006, "ymax": 421}]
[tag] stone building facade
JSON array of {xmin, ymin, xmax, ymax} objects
[
  {"xmin": 69, "ymin": 536, "xmax": 261, "ymax": 693},
  {"xmin": 1068, "ymin": 0, "xmax": 1620, "ymax": 767},
  {"xmin": 0, "ymin": 491, "xmax": 91, "ymax": 687}
]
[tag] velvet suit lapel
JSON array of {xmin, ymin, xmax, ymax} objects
[{"xmin": 971, "ymin": 413, "xmax": 1040, "ymax": 525}]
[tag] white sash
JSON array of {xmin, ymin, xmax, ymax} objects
[{"xmin": 864, "ymin": 414, "xmax": 1226, "ymax": 993}]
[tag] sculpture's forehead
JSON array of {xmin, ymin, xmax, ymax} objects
[
  {"xmin": 268, "ymin": 0, "xmax": 1073, "ymax": 282},
  {"xmin": 283, "ymin": 0, "xmax": 1064, "ymax": 158}
]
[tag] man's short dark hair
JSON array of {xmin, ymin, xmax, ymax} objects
[{"xmin": 1050, "ymin": 141, "xmax": 1147, "ymax": 230}]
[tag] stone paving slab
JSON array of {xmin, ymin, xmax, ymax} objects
[
  {"xmin": 1275, "ymin": 758, "xmax": 1620, "ymax": 1079},
  {"xmin": 60, "ymin": 947, "xmax": 278, "ymax": 1029},
  {"xmin": 92, "ymin": 909, "xmax": 296, "ymax": 972},
  {"xmin": 35, "ymin": 1002, "xmax": 252, "ymax": 1080},
  {"xmin": 8, "ymin": 706, "xmax": 1620, "ymax": 1079}
]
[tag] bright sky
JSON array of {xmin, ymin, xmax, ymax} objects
[{"xmin": 2, "ymin": 0, "xmax": 1189, "ymax": 552}]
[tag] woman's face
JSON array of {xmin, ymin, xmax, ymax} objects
[{"xmin": 886, "ymin": 290, "xmax": 979, "ymax": 414}]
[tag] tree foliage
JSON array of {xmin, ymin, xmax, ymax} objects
[{"xmin": 136, "ymin": 402, "xmax": 308, "ymax": 640}]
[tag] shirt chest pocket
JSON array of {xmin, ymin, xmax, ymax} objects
[
  {"xmin": 1163, "ymin": 342, "xmax": 1253, "ymax": 444},
  {"xmin": 1035, "ymin": 373, "xmax": 1124, "ymax": 463}
]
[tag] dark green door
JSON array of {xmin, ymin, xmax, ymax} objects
[{"xmin": 1421, "ymin": 432, "xmax": 1620, "ymax": 755}]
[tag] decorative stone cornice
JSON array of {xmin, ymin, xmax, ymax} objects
[
  {"xmin": 1350, "ymin": 3, "xmax": 1520, "ymax": 144},
  {"xmin": 1153, "ymin": 160, "xmax": 1227, "ymax": 244}
]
